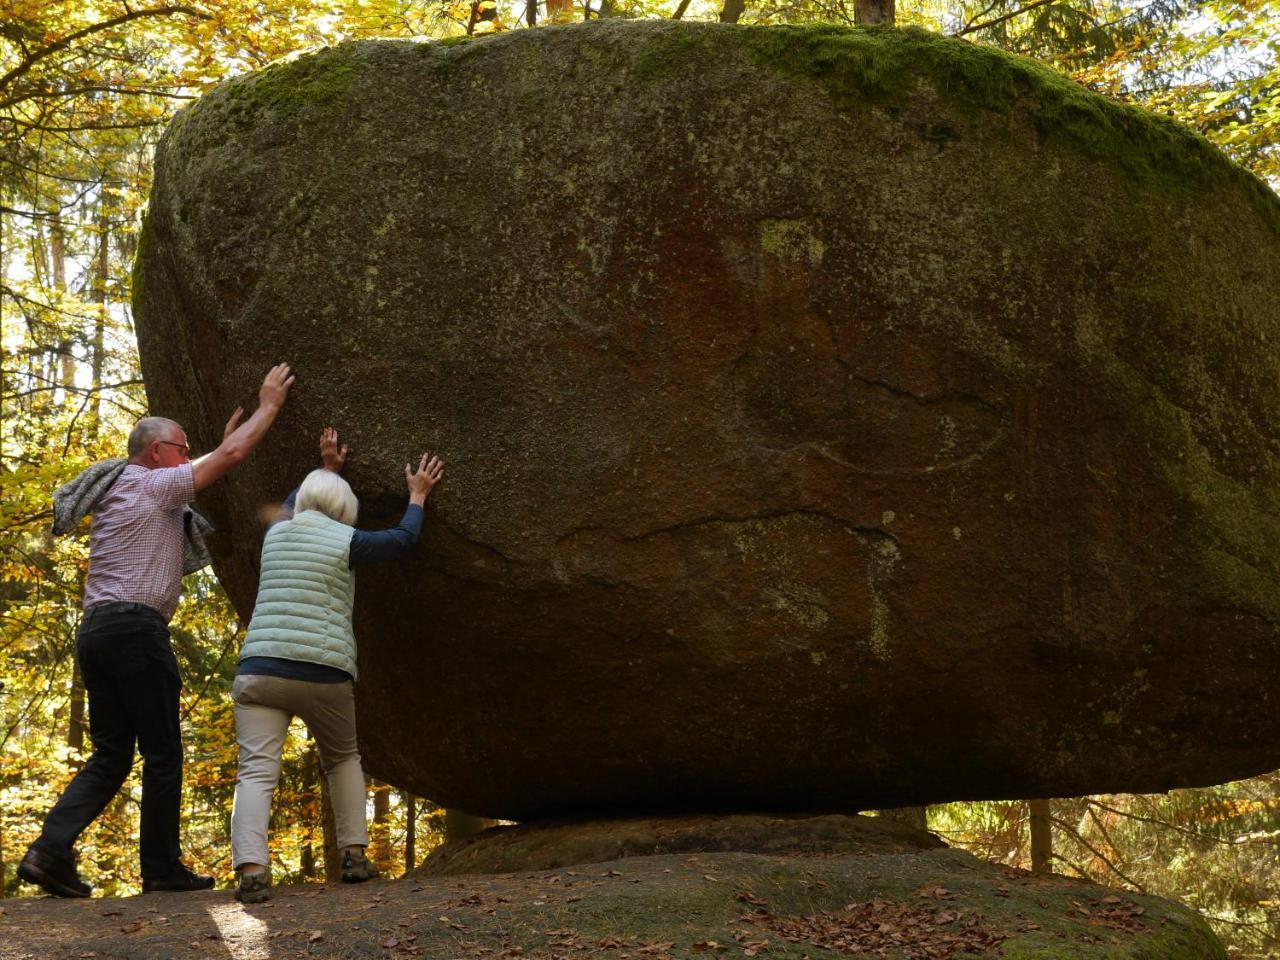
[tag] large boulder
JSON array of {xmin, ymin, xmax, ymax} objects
[{"xmin": 133, "ymin": 20, "xmax": 1280, "ymax": 819}]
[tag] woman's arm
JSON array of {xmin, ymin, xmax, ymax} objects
[{"xmin": 348, "ymin": 451, "xmax": 444, "ymax": 567}]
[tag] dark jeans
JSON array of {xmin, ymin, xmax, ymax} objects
[{"xmin": 33, "ymin": 602, "xmax": 184, "ymax": 880}]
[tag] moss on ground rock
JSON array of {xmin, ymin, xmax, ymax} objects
[
  {"xmin": 2, "ymin": 848, "xmax": 1224, "ymax": 959},
  {"xmin": 404, "ymin": 815, "xmax": 1224, "ymax": 959}
]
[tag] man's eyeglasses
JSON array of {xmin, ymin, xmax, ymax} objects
[{"xmin": 158, "ymin": 440, "xmax": 190, "ymax": 456}]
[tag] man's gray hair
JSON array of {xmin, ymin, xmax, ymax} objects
[
  {"xmin": 295, "ymin": 469, "xmax": 359, "ymax": 526},
  {"xmin": 128, "ymin": 417, "xmax": 182, "ymax": 458}
]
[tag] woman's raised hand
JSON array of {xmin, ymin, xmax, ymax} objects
[
  {"xmin": 320, "ymin": 427, "xmax": 349, "ymax": 472},
  {"xmin": 406, "ymin": 453, "xmax": 444, "ymax": 504}
]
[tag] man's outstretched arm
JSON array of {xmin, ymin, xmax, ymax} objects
[{"xmin": 192, "ymin": 363, "xmax": 295, "ymax": 492}]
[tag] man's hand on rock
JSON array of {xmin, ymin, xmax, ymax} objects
[
  {"xmin": 406, "ymin": 453, "xmax": 444, "ymax": 506},
  {"xmin": 259, "ymin": 363, "xmax": 295, "ymax": 411},
  {"xmin": 320, "ymin": 427, "xmax": 348, "ymax": 472}
]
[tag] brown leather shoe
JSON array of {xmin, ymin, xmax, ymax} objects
[{"xmin": 17, "ymin": 846, "xmax": 91, "ymax": 898}]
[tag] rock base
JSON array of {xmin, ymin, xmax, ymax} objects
[{"xmin": 416, "ymin": 813, "xmax": 1224, "ymax": 959}]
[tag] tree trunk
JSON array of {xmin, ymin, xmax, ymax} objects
[
  {"xmin": 1029, "ymin": 798, "xmax": 1053, "ymax": 874},
  {"xmin": 545, "ymin": 0, "xmax": 574, "ymax": 20},
  {"xmin": 1, "ymin": 807, "xmax": 6, "ymax": 898},
  {"xmin": 880, "ymin": 805, "xmax": 929, "ymax": 831},
  {"xmin": 89, "ymin": 204, "xmax": 108, "ymax": 435},
  {"xmin": 719, "ymin": 0, "xmax": 746, "ymax": 22},
  {"xmin": 50, "ymin": 211, "xmax": 65, "ymax": 291},
  {"xmin": 854, "ymin": 0, "xmax": 895, "ymax": 24},
  {"xmin": 444, "ymin": 809, "xmax": 491, "ymax": 842},
  {"xmin": 404, "ymin": 793, "xmax": 416, "ymax": 872},
  {"xmin": 51, "ymin": 212, "xmax": 88, "ymax": 759},
  {"xmin": 320, "ymin": 768, "xmax": 341, "ymax": 881},
  {"xmin": 526, "ymin": 0, "xmax": 537, "ymax": 26},
  {"xmin": 67, "ymin": 665, "xmax": 86, "ymax": 762},
  {"xmin": 0, "ymin": 207, "xmax": 6, "ymax": 473},
  {"xmin": 51, "ymin": 211, "xmax": 76, "ymax": 396},
  {"xmin": 301, "ymin": 838, "xmax": 316, "ymax": 879},
  {"xmin": 369, "ymin": 779, "xmax": 391, "ymax": 872},
  {"xmin": 301, "ymin": 741, "xmax": 320, "ymax": 878}
]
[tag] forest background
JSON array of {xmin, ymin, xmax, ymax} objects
[{"xmin": 0, "ymin": 0, "xmax": 1277, "ymax": 954}]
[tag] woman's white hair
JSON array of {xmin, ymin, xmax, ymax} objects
[{"xmin": 294, "ymin": 469, "xmax": 358, "ymax": 526}]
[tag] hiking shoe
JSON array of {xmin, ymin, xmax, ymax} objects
[
  {"xmin": 17, "ymin": 845, "xmax": 91, "ymax": 898},
  {"xmin": 235, "ymin": 870, "xmax": 271, "ymax": 904},
  {"xmin": 142, "ymin": 864, "xmax": 215, "ymax": 893},
  {"xmin": 340, "ymin": 848, "xmax": 379, "ymax": 883}
]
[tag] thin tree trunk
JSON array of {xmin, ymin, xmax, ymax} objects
[
  {"xmin": 672, "ymin": 0, "xmax": 694, "ymax": 17},
  {"xmin": 404, "ymin": 792, "xmax": 416, "ymax": 872},
  {"xmin": 526, "ymin": 0, "xmax": 537, "ymax": 25},
  {"xmin": 1, "ymin": 808, "xmax": 6, "ymax": 898},
  {"xmin": 0, "ymin": 206, "xmax": 6, "ymax": 473},
  {"xmin": 67, "ymin": 666, "xmax": 86, "ymax": 761},
  {"xmin": 301, "ymin": 837, "xmax": 316, "ymax": 878},
  {"xmin": 370, "ymin": 779, "xmax": 391, "ymax": 872},
  {"xmin": 444, "ymin": 809, "xmax": 490, "ymax": 842},
  {"xmin": 24, "ymin": 214, "xmax": 48, "ymax": 420},
  {"xmin": 90, "ymin": 203, "xmax": 108, "ymax": 435},
  {"xmin": 301, "ymin": 741, "xmax": 319, "ymax": 878},
  {"xmin": 50, "ymin": 208, "xmax": 89, "ymax": 758},
  {"xmin": 55, "ymin": 227, "xmax": 84, "ymax": 755},
  {"xmin": 1029, "ymin": 799, "xmax": 1053, "ymax": 874},
  {"xmin": 320, "ymin": 769, "xmax": 341, "ymax": 881},
  {"xmin": 719, "ymin": 0, "xmax": 746, "ymax": 22},
  {"xmin": 880, "ymin": 805, "xmax": 929, "ymax": 831},
  {"xmin": 50, "ymin": 211, "xmax": 65, "ymax": 290},
  {"xmin": 30, "ymin": 219, "xmax": 47, "ymax": 289},
  {"xmin": 51, "ymin": 211, "xmax": 76, "ymax": 396},
  {"xmin": 854, "ymin": 0, "xmax": 895, "ymax": 23}
]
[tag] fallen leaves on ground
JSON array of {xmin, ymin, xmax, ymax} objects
[
  {"xmin": 539, "ymin": 928, "xmax": 675, "ymax": 959},
  {"xmin": 1069, "ymin": 897, "xmax": 1149, "ymax": 931},
  {"xmin": 740, "ymin": 897, "xmax": 1009, "ymax": 959}
]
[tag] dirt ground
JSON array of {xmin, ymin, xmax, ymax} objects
[{"xmin": 1, "ymin": 845, "xmax": 1224, "ymax": 960}]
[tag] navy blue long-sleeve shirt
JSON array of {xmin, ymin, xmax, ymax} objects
[
  {"xmin": 238, "ymin": 487, "xmax": 423, "ymax": 683},
  {"xmin": 272, "ymin": 487, "xmax": 423, "ymax": 567}
]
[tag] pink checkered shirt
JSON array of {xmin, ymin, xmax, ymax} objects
[{"xmin": 82, "ymin": 463, "xmax": 196, "ymax": 622}]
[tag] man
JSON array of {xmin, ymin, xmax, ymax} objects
[{"xmin": 18, "ymin": 363, "xmax": 295, "ymax": 897}]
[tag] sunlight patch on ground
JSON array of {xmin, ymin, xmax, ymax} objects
[{"xmin": 207, "ymin": 902, "xmax": 272, "ymax": 960}]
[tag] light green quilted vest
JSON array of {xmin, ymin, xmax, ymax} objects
[{"xmin": 239, "ymin": 510, "xmax": 359, "ymax": 678}]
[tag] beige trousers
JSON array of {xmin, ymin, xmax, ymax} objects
[{"xmin": 230, "ymin": 674, "xmax": 368, "ymax": 869}]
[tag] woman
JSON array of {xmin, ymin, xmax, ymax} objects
[{"xmin": 230, "ymin": 427, "xmax": 443, "ymax": 903}]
